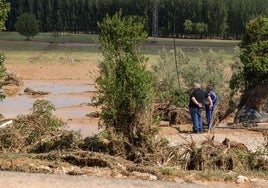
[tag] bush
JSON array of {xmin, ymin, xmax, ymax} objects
[{"xmin": 96, "ymin": 11, "xmax": 158, "ymax": 160}]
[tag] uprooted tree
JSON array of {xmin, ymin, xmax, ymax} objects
[{"xmin": 96, "ymin": 11, "xmax": 159, "ymax": 161}]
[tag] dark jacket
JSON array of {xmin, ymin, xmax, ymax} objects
[{"xmin": 189, "ymin": 88, "xmax": 207, "ymax": 108}]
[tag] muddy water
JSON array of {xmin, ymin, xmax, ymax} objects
[{"xmin": 0, "ymin": 81, "xmax": 101, "ymax": 137}]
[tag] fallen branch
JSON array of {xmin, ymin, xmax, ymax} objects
[{"xmin": 0, "ymin": 120, "xmax": 13, "ymax": 129}]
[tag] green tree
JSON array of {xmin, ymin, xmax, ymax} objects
[
  {"xmin": 0, "ymin": 0, "xmax": 10, "ymax": 31},
  {"xmin": 203, "ymin": 0, "xmax": 228, "ymax": 37},
  {"xmin": 194, "ymin": 22, "xmax": 208, "ymax": 38},
  {"xmin": 241, "ymin": 16, "xmax": 268, "ymax": 87},
  {"xmin": 0, "ymin": 0, "xmax": 10, "ymax": 102},
  {"xmin": 231, "ymin": 16, "xmax": 268, "ymax": 91},
  {"xmin": 96, "ymin": 11, "xmax": 156, "ymax": 160},
  {"xmin": 15, "ymin": 12, "xmax": 39, "ymax": 40},
  {"xmin": 183, "ymin": 19, "xmax": 193, "ymax": 34}
]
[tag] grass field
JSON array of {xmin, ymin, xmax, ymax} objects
[
  {"xmin": 0, "ymin": 32, "xmax": 98, "ymax": 43},
  {"xmin": 0, "ymin": 32, "xmax": 240, "ymax": 65}
]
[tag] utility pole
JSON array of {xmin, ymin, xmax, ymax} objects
[{"xmin": 152, "ymin": 0, "xmax": 158, "ymax": 42}]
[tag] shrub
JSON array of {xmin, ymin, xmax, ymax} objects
[
  {"xmin": 152, "ymin": 48, "xmax": 229, "ymax": 108},
  {"xmin": 96, "ymin": 11, "xmax": 157, "ymax": 160}
]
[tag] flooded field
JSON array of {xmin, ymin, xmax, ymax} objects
[{"xmin": 0, "ymin": 81, "xmax": 101, "ymax": 137}]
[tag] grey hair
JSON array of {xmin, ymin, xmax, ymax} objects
[{"xmin": 194, "ymin": 82, "xmax": 201, "ymax": 88}]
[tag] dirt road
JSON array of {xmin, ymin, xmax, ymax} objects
[{"xmin": 0, "ymin": 171, "xmax": 253, "ymax": 188}]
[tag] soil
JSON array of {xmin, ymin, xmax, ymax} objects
[{"xmin": 2, "ymin": 63, "xmax": 268, "ymax": 188}]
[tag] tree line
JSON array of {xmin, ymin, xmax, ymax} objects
[{"xmin": 4, "ymin": 0, "xmax": 268, "ymax": 39}]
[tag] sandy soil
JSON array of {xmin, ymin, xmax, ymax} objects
[
  {"xmin": 6, "ymin": 63, "xmax": 100, "ymax": 81},
  {"xmin": 2, "ymin": 63, "xmax": 268, "ymax": 188}
]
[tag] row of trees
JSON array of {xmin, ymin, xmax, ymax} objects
[{"xmin": 5, "ymin": 0, "xmax": 268, "ymax": 39}]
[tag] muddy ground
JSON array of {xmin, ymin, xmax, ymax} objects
[{"xmin": 1, "ymin": 63, "xmax": 268, "ymax": 188}]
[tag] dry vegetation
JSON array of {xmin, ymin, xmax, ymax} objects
[{"xmin": 0, "ymin": 97, "xmax": 267, "ymax": 183}]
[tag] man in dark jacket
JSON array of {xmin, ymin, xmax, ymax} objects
[{"xmin": 189, "ymin": 82, "xmax": 212, "ymax": 133}]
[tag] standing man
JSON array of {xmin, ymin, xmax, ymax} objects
[
  {"xmin": 189, "ymin": 82, "xmax": 212, "ymax": 133},
  {"xmin": 205, "ymin": 84, "xmax": 218, "ymax": 129}
]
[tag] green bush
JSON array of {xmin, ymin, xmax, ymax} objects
[{"xmin": 96, "ymin": 11, "xmax": 157, "ymax": 160}]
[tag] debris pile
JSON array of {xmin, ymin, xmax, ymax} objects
[
  {"xmin": 2, "ymin": 71, "xmax": 23, "ymax": 86},
  {"xmin": 24, "ymin": 87, "xmax": 50, "ymax": 96},
  {"xmin": 154, "ymin": 103, "xmax": 191, "ymax": 125}
]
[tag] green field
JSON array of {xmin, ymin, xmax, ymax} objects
[{"xmin": 0, "ymin": 32, "xmax": 240, "ymax": 65}]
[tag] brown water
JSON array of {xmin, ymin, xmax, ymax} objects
[{"xmin": 0, "ymin": 81, "xmax": 100, "ymax": 137}]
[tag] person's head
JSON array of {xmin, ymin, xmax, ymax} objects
[
  {"xmin": 194, "ymin": 82, "xmax": 201, "ymax": 89},
  {"xmin": 206, "ymin": 84, "xmax": 213, "ymax": 92}
]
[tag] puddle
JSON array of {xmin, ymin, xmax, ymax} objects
[
  {"xmin": 24, "ymin": 81, "xmax": 95, "ymax": 94},
  {"xmin": 0, "ymin": 81, "xmax": 100, "ymax": 136},
  {"xmin": 0, "ymin": 96, "xmax": 34, "ymax": 117},
  {"xmin": 0, "ymin": 94, "xmax": 92, "ymax": 118},
  {"xmin": 44, "ymin": 95, "xmax": 90, "ymax": 108}
]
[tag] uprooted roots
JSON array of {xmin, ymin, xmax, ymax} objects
[{"xmin": 183, "ymin": 135, "xmax": 268, "ymax": 172}]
